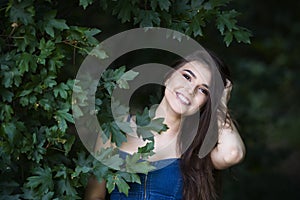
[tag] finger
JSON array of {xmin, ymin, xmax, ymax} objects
[{"xmin": 225, "ymin": 79, "xmax": 232, "ymax": 88}]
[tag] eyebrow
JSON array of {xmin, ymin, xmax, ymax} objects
[
  {"xmin": 183, "ymin": 69, "xmax": 196, "ymax": 78},
  {"xmin": 202, "ymin": 84, "xmax": 210, "ymax": 90},
  {"xmin": 183, "ymin": 69, "xmax": 210, "ymax": 90}
]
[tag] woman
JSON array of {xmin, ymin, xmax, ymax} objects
[{"xmin": 85, "ymin": 50, "xmax": 245, "ymax": 200}]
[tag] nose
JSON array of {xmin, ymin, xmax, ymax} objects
[{"xmin": 185, "ymin": 82, "xmax": 197, "ymax": 95}]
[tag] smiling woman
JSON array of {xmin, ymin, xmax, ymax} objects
[
  {"xmin": 163, "ymin": 60, "xmax": 212, "ymax": 117},
  {"xmin": 85, "ymin": 50, "xmax": 245, "ymax": 200}
]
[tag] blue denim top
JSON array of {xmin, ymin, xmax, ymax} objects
[{"xmin": 109, "ymin": 151, "xmax": 183, "ymax": 200}]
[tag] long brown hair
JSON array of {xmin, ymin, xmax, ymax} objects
[{"xmin": 169, "ymin": 51, "xmax": 231, "ymax": 200}]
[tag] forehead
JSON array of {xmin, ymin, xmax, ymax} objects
[{"xmin": 179, "ymin": 61, "xmax": 212, "ymax": 84}]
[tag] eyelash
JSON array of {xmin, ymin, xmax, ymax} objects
[
  {"xmin": 182, "ymin": 73, "xmax": 209, "ymax": 95},
  {"xmin": 183, "ymin": 73, "xmax": 191, "ymax": 81},
  {"xmin": 199, "ymin": 88, "xmax": 209, "ymax": 95}
]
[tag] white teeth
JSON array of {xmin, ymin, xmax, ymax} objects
[{"xmin": 177, "ymin": 93, "xmax": 190, "ymax": 105}]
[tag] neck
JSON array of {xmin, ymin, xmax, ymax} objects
[{"xmin": 155, "ymin": 98, "xmax": 184, "ymax": 133}]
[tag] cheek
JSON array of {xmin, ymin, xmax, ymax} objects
[
  {"xmin": 194, "ymin": 96, "xmax": 208, "ymax": 108},
  {"xmin": 166, "ymin": 73, "xmax": 185, "ymax": 87}
]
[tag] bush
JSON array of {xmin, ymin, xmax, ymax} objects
[{"xmin": 0, "ymin": 0, "xmax": 250, "ymax": 199}]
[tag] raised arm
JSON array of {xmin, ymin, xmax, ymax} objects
[
  {"xmin": 210, "ymin": 81, "xmax": 246, "ymax": 170},
  {"xmin": 210, "ymin": 120, "xmax": 245, "ymax": 169}
]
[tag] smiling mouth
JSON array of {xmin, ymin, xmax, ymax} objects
[{"xmin": 176, "ymin": 92, "xmax": 191, "ymax": 105}]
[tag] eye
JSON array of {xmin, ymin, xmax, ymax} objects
[
  {"xmin": 198, "ymin": 88, "xmax": 209, "ymax": 95},
  {"xmin": 183, "ymin": 73, "xmax": 191, "ymax": 81}
]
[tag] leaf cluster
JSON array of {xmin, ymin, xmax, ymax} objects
[
  {"xmin": 0, "ymin": 0, "xmax": 101, "ymax": 199},
  {"xmin": 80, "ymin": 0, "xmax": 251, "ymax": 45}
]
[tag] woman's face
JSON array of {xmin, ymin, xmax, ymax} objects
[{"xmin": 164, "ymin": 61, "xmax": 212, "ymax": 116}]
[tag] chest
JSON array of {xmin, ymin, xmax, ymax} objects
[{"xmin": 120, "ymin": 130, "xmax": 180, "ymax": 160}]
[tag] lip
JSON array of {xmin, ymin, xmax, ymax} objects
[{"xmin": 176, "ymin": 92, "xmax": 191, "ymax": 105}]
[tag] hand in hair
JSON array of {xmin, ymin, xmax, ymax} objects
[
  {"xmin": 211, "ymin": 79, "xmax": 246, "ymax": 170},
  {"xmin": 221, "ymin": 80, "xmax": 232, "ymax": 109}
]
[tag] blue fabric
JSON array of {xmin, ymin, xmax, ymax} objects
[{"xmin": 109, "ymin": 151, "xmax": 183, "ymax": 200}]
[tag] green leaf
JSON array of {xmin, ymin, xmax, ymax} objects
[
  {"xmin": 83, "ymin": 28, "xmax": 101, "ymax": 44},
  {"xmin": 186, "ymin": 17, "xmax": 204, "ymax": 37},
  {"xmin": 64, "ymin": 135, "xmax": 75, "ymax": 155},
  {"xmin": 149, "ymin": 104, "xmax": 158, "ymax": 118},
  {"xmin": 136, "ymin": 126, "xmax": 154, "ymax": 140},
  {"xmin": 2, "ymin": 122, "xmax": 16, "ymax": 144},
  {"xmin": 57, "ymin": 178, "xmax": 78, "ymax": 196},
  {"xmin": 79, "ymin": 0, "xmax": 94, "ymax": 9},
  {"xmin": 72, "ymin": 104, "xmax": 83, "ymax": 118},
  {"xmin": 233, "ymin": 28, "xmax": 252, "ymax": 44},
  {"xmin": 102, "ymin": 122, "xmax": 127, "ymax": 147},
  {"xmin": 116, "ymin": 70, "xmax": 139, "ymax": 89},
  {"xmin": 117, "ymin": 171, "xmax": 141, "ymax": 184},
  {"xmin": 115, "ymin": 175, "xmax": 130, "ymax": 196},
  {"xmin": 224, "ymin": 31, "xmax": 233, "ymax": 47},
  {"xmin": 1, "ymin": 65, "xmax": 22, "ymax": 88},
  {"xmin": 138, "ymin": 141, "xmax": 155, "ymax": 158},
  {"xmin": 125, "ymin": 153, "xmax": 156, "ymax": 173},
  {"xmin": 25, "ymin": 167, "xmax": 53, "ymax": 193},
  {"xmin": 217, "ymin": 10, "xmax": 239, "ymax": 34},
  {"xmin": 41, "ymin": 192, "xmax": 54, "ymax": 200},
  {"xmin": 106, "ymin": 174, "xmax": 116, "ymax": 194},
  {"xmin": 38, "ymin": 38, "xmax": 56, "ymax": 64},
  {"xmin": 106, "ymin": 173, "xmax": 130, "ymax": 196},
  {"xmin": 103, "ymin": 82, "xmax": 115, "ymax": 95},
  {"xmin": 112, "ymin": 0, "xmax": 133, "ymax": 23},
  {"xmin": 173, "ymin": 0, "xmax": 190, "ymax": 14},
  {"xmin": 0, "ymin": 104, "xmax": 14, "ymax": 121},
  {"xmin": 89, "ymin": 46, "xmax": 108, "ymax": 59},
  {"xmin": 72, "ymin": 165, "xmax": 92, "ymax": 179},
  {"xmin": 158, "ymin": 0, "xmax": 171, "ymax": 11},
  {"xmin": 19, "ymin": 89, "xmax": 32, "ymax": 97},
  {"xmin": 0, "ymin": 89, "xmax": 14, "ymax": 102},
  {"xmin": 46, "ymin": 18, "xmax": 69, "ymax": 37},
  {"xmin": 43, "ymin": 10, "xmax": 69, "ymax": 37},
  {"xmin": 147, "ymin": 118, "xmax": 168, "ymax": 133},
  {"xmin": 54, "ymin": 165, "xmax": 68, "ymax": 179},
  {"xmin": 54, "ymin": 83, "xmax": 69, "ymax": 99},
  {"xmin": 111, "ymin": 98, "xmax": 130, "ymax": 120},
  {"xmin": 116, "ymin": 121, "xmax": 133, "ymax": 134},
  {"xmin": 136, "ymin": 109, "xmax": 167, "ymax": 140},
  {"xmin": 9, "ymin": 1, "xmax": 34, "ymax": 25},
  {"xmin": 95, "ymin": 148, "xmax": 124, "ymax": 170},
  {"xmin": 56, "ymin": 109, "xmax": 74, "ymax": 123},
  {"xmin": 92, "ymin": 162, "xmax": 109, "ymax": 183},
  {"xmin": 18, "ymin": 52, "xmax": 36, "ymax": 73},
  {"xmin": 102, "ymin": 66, "xmax": 126, "ymax": 82},
  {"xmin": 138, "ymin": 141, "xmax": 154, "ymax": 154},
  {"xmin": 72, "ymin": 152, "xmax": 94, "ymax": 175},
  {"xmin": 134, "ymin": 10, "xmax": 161, "ymax": 27},
  {"xmin": 54, "ymin": 109, "xmax": 74, "ymax": 131},
  {"xmin": 44, "ymin": 75, "xmax": 57, "ymax": 88},
  {"xmin": 39, "ymin": 98, "xmax": 52, "ymax": 111},
  {"xmin": 136, "ymin": 107, "xmax": 151, "ymax": 126}
]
